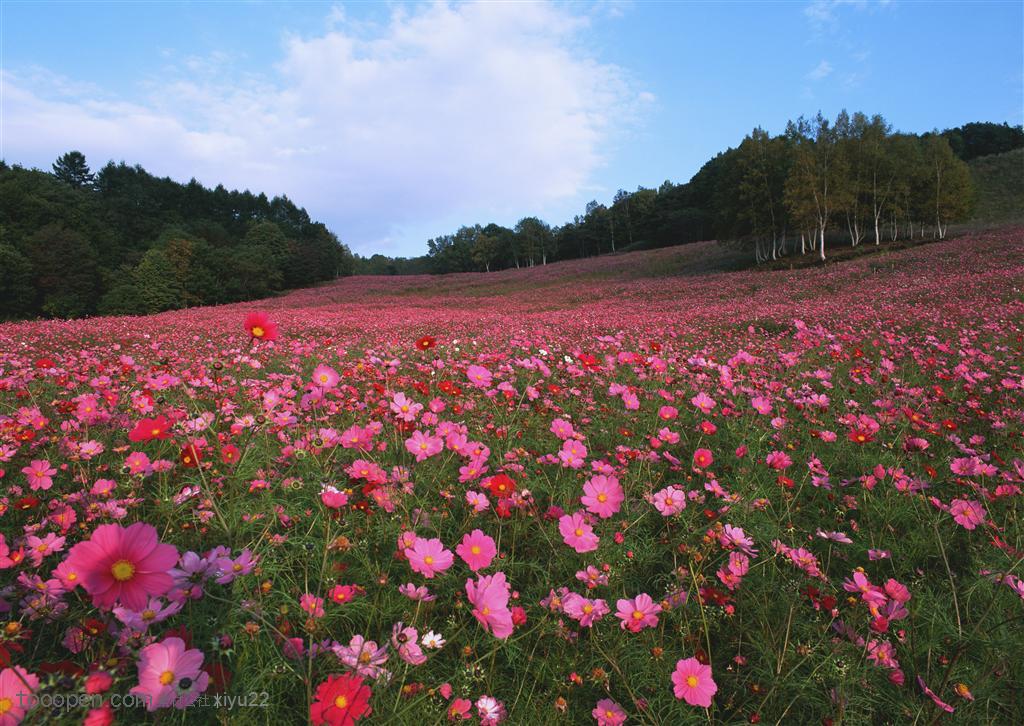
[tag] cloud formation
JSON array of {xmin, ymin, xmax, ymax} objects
[{"xmin": 1, "ymin": 2, "xmax": 647, "ymax": 254}]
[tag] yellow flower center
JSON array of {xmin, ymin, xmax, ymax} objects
[
  {"xmin": 68, "ymin": 572, "xmax": 77, "ymax": 581},
  {"xmin": 632, "ymin": 610, "xmax": 644, "ymax": 620},
  {"xmin": 358, "ymin": 652, "xmax": 371, "ymax": 664},
  {"xmin": 334, "ymin": 695, "xmax": 349, "ymax": 709},
  {"xmin": 471, "ymin": 546, "xmax": 481, "ymax": 555},
  {"xmin": 574, "ymin": 528, "xmax": 583, "ymax": 537},
  {"xmin": 583, "ymin": 604, "xmax": 594, "ymax": 614},
  {"xmin": 481, "ymin": 607, "xmax": 490, "ymax": 616},
  {"xmin": 0, "ymin": 697, "xmax": 12, "ymax": 714},
  {"xmin": 597, "ymin": 493, "xmax": 607, "ymax": 502},
  {"xmin": 159, "ymin": 670, "xmax": 175, "ymax": 686},
  {"xmin": 686, "ymin": 675, "xmax": 698, "ymax": 688},
  {"xmin": 111, "ymin": 560, "xmax": 135, "ymax": 581},
  {"xmin": 251, "ymin": 326, "xmax": 265, "ymax": 338},
  {"xmin": 424, "ymin": 555, "xmax": 434, "ymax": 565},
  {"xmin": 142, "ymin": 609, "xmax": 156, "ymax": 621},
  {"xmin": 233, "ymin": 563, "xmax": 243, "ymax": 572}
]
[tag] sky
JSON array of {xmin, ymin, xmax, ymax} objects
[{"xmin": 2, "ymin": 1, "xmax": 1021, "ymax": 257}]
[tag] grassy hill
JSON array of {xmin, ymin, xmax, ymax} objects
[{"xmin": 970, "ymin": 148, "xmax": 1024, "ymax": 221}]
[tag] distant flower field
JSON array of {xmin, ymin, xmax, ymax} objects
[{"xmin": 0, "ymin": 229, "xmax": 1022, "ymax": 724}]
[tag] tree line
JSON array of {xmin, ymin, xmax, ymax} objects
[
  {"xmin": 0, "ymin": 153, "xmax": 354, "ymax": 320},
  {"xmin": 354, "ymin": 118, "xmax": 1020, "ymax": 275}
]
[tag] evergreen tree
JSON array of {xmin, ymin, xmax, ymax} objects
[{"xmin": 52, "ymin": 151, "xmax": 95, "ymax": 188}]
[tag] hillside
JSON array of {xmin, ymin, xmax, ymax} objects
[
  {"xmin": 970, "ymin": 148, "xmax": 1024, "ymax": 221},
  {"xmin": 1, "ymin": 226, "xmax": 1023, "ymax": 724}
]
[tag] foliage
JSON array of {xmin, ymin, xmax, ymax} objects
[{"xmin": 0, "ymin": 157, "xmax": 355, "ymax": 320}]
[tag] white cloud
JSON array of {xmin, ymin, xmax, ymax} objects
[
  {"xmin": 1, "ymin": 2, "xmax": 645, "ymax": 255},
  {"xmin": 806, "ymin": 60, "xmax": 834, "ymax": 80}
]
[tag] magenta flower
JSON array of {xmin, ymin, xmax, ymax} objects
[
  {"xmin": 406, "ymin": 430, "xmax": 443, "ymax": 461},
  {"xmin": 558, "ymin": 511, "xmax": 600, "ymax": 553},
  {"xmin": 456, "ymin": 529, "xmax": 497, "ymax": 572},
  {"xmin": 592, "ymin": 698, "xmax": 627, "ymax": 725},
  {"xmin": 22, "ymin": 459, "xmax": 56, "ymax": 491},
  {"xmin": 652, "ymin": 485, "xmax": 686, "ymax": 516},
  {"xmin": 558, "ymin": 439, "xmax": 588, "ymax": 469},
  {"xmin": 581, "ymin": 475, "xmax": 624, "ymax": 519},
  {"xmin": 466, "ymin": 571, "xmax": 514, "ymax": 639},
  {"xmin": 406, "ymin": 537, "xmax": 454, "ymax": 578},
  {"xmin": 615, "ymin": 593, "xmax": 661, "ymax": 632},
  {"xmin": 0, "ymin": 666, "xmax": 39, "ymax": 723},
  {"xmin": 64, "ymin": 522, "xmax": 178, "ymax": 610},
  {"xmin": 672, "ymin": 657, "xmax": 717, "ymax": 707},
  {"xmin": 563, "ymin": 592, "xmax": 610, "ymax": 628},
  {"xmin": 949, "ymin": 498, "xmax": 985, "ymax": 529},
  {"xmin": 466, "ymin": 365, "xmax": 493, "ymax": 388},
  {"xmin": 130, "ymin": 637, "xmax": 210, "ymax": 710}
]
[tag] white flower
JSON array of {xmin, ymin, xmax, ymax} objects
[{"xmin": 421, "ymin": 630, "xmax": 445, "ymax": 649}]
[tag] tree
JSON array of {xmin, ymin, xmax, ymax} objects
[
  {"xmin": 132, "ymin": 248, "xmax": 186, "ymax": 313},
  {"xmin": 471, "ymin": 232, "xmax": 500, "ymax": 272},
  {"xmin": 922, "ymin": 134, "xmax": 973, "ymax": 239},
  {"xmin": 52, "ymin": 151, "xmax": 95, "ymax": 189},
  {"xmin": 0, "ymin": 242, "xmax": 35, "ymax": 319},
  {"xmin": 784, "ymin": 112, "xmax": 847, "ymax": 261},
  {"xmin": 26, "ymin": 224, "xmax": 98, "ymax": 318},
  {"xmin": 514, "ymin": 217, "xmax": 553, "ymax": 266}
]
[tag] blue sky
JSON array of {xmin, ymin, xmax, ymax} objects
[{"xmin": 2, "ymin": 1, "xmax": 1021, "ymax": 256}]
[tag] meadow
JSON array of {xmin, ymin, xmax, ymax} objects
[{"xmin": 0, "ymin": 228, "xmax": 1022, "ymax": 725}]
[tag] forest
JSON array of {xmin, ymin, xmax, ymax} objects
[
  {"xmin": 355, "ymin": 117, "xmax": 1022, "ymax": 275},
  {"xmin": 0, "ymin": 155, "xmax": 354, "ymax": 320},
  {"xmin": 1, "ymin": 118, "xmax": 1019, "ymax": 319}
]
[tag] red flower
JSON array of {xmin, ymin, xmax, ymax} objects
[
  {"xmin": 180, "ymin": 444, "xmax": 202, "ymax": 468},
  {"xmin": 486, "ymin": 473, "xmax": 516, "ymax": 499},
  {"xmin": 220, "ymin": 444, "xmax": 240, "ymax": 465},
  {"xmin": 310, "ymin": 672, "xmax": 372, "ymax": 725},
  {"xmin": 128, "ymin": 415, "xmax": 173, "ymax": 443},
  {"xmin": 244, "ymin": 312, "xmax": 279, "ymax": 342},
  {"xmin": 415, "ymin": 336, "xmax": 436, "ymax": 351}
]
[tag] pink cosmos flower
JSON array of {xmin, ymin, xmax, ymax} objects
[
  {"xmin": 559, "ymin": 439, "xmax": 588, "ymax": 469},
  {"xmin": 466, "ymin": 572, "xmax": 514, "ymax": 639},
  {"xmin": 581, "ymin": 475, "xmax": 624, "ymax": 519},
  {"xmin": 391, "ymin": 392, "xmax": 423, "ymax": 421},
  {"xmin": 558, "ymin": 512, "xmax": 600, "ymax": 553},
  {"xmin": 0, "ymin": 666, "xmax": 39, "ymax": 723},
  {"xmin": 765, "ymin": 451, "xmax": 793, "ymax": 470},
  {"xmin": 672, "ymin": 657, "xmax": 718, "ymax": 707},
  {"xmin": 466, "ymin": 490, "xmax": 490, "ymax": 512},
  {"xmin": 64, "ymin": 522, "xmax": 178, "ymax": 610},
  {"xmin": 466, "ymin": 365, "xmax": 493, "ymax": 388},
  {"xmin": 25, "ymin": 533, "xmax": 65, "ymax": 567},
  {"xmin": 692, "ymin": 448, "xmax": 714, "ymax": 469},
  {"xmin": 691, "ymin": 392, "xmax": 716, "ymax": 413},
  {"xmin": 658, "ymin": 405, "xmax": 678, "ymax": 421},
  {"xmin": 615, "ymin": 593, "xmax": 661, "ymax": 632},
  {"xmin": 550, "ymin": 418, "xmax": 576, "ymax": 439},
  {"xmin": 751, "ymin": 396, "xmax": 772, "ymax": 415},
  {"xmin": 563, "ymin": 593, "xmax": 610, "ymax": 628},
  {"xmin": 300, "ymin": 593, "xmax": 325, "ymax": 618},
  {"xmin": 311, "ymin": 364, "xmax": 339, "ymax": 389},
  {"xmin": 113, "ymin": 598, "xmax": 182, "ymax": 632},
  {"xmin": 22, "ymin": 459, "xmax": 56, "ymax": 491},
  {"xmin": 456, "ymin": 529, "xmax": 497, "ymax": 572},
  {"xmin": 406, "ymin": 430, "xmax": 443, "ymax": 462},
  {"xmin": 391, "ymin": 622, "xmax": 427, "ymax": 665},
  {"xmin": 652, "ymin": 486, "xmax": 686, "ymax": 516},
  {"xmin": 406, "ymin": 537, "xmax": 454, "ymax": 578},
  {"xmin": 593, "ymin": 698, "xmax": 627, "ymax": 725},
  {"xmin": 335, "ymin": 635, "xmax": 389, "ymax": 679},
  {"xmin": 320, "ymin": 485, "xmax": 350, "ymax": 509},
  {"xmin": 130, "ymin": 637, "xmax": 210, "ymax": 710},
  {"xmin": 949, "ymin": 498, "xmax": 985, "ymax": 530}
]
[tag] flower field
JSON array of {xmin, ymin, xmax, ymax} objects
[{"xmin": 1, "ymin": 229, "xmax": 1022, "ymax": 725}]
